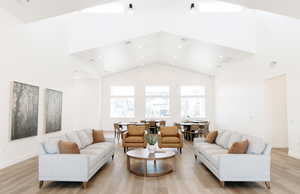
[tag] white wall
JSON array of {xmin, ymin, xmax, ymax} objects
[
  {"xmin": 0, "ymin": 8, "xmax": 100, "ymax": 168},
  {"xmin": 101, "ymin": 64, "xmax": 214, "ymax": 131},
  {"xmin": 215, "ymin": 11, "xmax": 300, "ymax": 159}
]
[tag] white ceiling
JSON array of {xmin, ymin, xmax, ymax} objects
[
  {"xmin": 1, "ymin": 0, "xmax": 300, "ymax": 22},
  {"xmin": 74, "ymin": 32, "xmax": 252, "ymax": 75}
]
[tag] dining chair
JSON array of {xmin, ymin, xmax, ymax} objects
[
  {"xmin": 114, "ymin": 123, "xmax": 124, "ymax": 143},
  {"xmin": 186, "ymin": 125, "xmax": 201, "ymax": 141}
]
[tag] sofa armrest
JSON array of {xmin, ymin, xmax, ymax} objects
[
  {"xmin": 122, "ymin": 131, "xmax": 128, "ymax": 139},
  {"xmin": 218, "ymin": 154, "xmax": 271, "ymax": 181},
  {"xmin": 39, "ymin": 154, "xmax": 89, "ymax": 182}
]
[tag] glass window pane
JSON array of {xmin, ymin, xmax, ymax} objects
[
  {"xmin": 110, "ymin": 98, "xmax": 134, "ymax": 118},
  {"xmin": 111, "ymin": 86, "xmax": 134, "ymax": 96},
  {"xmin": 181, "ymin": 86, "xmax": 205, "ymax": 96},
  {"xmin": 181, "ymin": 97, "xmax": 206, "ymax": 118},
  {"xmin": 145, "ymin": 86, "xmax": 169, "ymax": 96},
  {"xmin": 145, "ymin": 97, "xmax": 170, "ymax": 118}
]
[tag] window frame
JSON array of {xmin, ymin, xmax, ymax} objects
[
  {"xmin": 145, "ymin": 85, "xmax": 171, "ymax": 118},
  {"xmin": 180, "ymin": 86, "xmax": 206, "ymax": 119},
  {"xmin": 110, "ymin": 86, "xmax": 135, "ymax": 118}
]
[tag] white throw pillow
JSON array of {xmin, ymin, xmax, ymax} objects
[
  {"xmin": 243, "ymin": 135, "xmax": 266, "ymax": 154},
  {"xmin": 83, "ymin": 129, "xmax": 94, "ymax": 144},
  {"xmin": 216, "ymin": 131, "xmax": 232, "ymax": 148},
  {"xmin": 65, "ymin": 131, "xmax": 83, "ymax": 149},
  {"xmin": 43, "ymin": 135, "xmax": 68, "ymax": 154},
  {"xmin": 77, "ymin": 130, "xmax": 93, "ymax": 148},
  {"xmin": 227, "ymin": 133, "xmax": 242, "ymax": 149},
  {"xmin": 215, "ymin": 129, "xmax": 225, "ymax": 145}
]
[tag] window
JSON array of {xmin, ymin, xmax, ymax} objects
[
  {"xmin": 181, "ymin": 86, "xmax": 206, "ymax": 118},
  {"xmin": 110, "ymin": 86, "xmax": 134, "ymax": 118},
  {"xmin": 145, "ymin": 86, "xmax": 170, "ymax": 118}
]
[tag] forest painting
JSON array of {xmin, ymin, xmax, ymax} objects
[
  {"xmin": 11, "ymin": 82, "xmax": 39, "ymax": 140},
  {"xmin": 45, "ymin": 89, "xmax": 62, "ymax": 133}
]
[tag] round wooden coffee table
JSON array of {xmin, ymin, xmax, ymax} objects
[{"xmin": 126, "ymin": 149, "xmax": 176, "ymax": 177}]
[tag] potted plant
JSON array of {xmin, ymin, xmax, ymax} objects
[{"xmin": 146, "ymin": 134, "xmax": 157, "ymax": 153}]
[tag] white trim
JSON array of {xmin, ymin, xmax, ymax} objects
[
  {"xmin": 288, "ymin": 150, "xmax": 300, "ymax": 160},
  {"xmin": 0, "ymin": 153, "xmax": 36, "ymax": 169}
]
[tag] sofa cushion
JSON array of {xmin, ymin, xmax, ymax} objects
[
  {"xmin": 161, "ymin": 136, "xmax": 180, "ymax": 143},
  {"xmin": 77, "ymin": 130, "xmax": 92, "ymax": 148},
  {"xmin": 65, "ymin": 131, "xmax": 84, "ymax": 149},
  {"xmin": 93, "ymin": 130, "xmax": 105, "ymax": 143},
  {"xmin": 216, "ymin": 131, "xmax": 232, "ymax": 148},
  {"xmin": 160, "ymin": 126, "xmax": 178, "ymax": 136},
  {"xmin": 243, "ymin": 136, "xmax": 266, "ymax": 154},
  {"xmin": 125, "ymin": 136, "xmax": 144, "ymax": 143},
  {"xmin": 228, "ymin": 140, "xmax": 249, "ymax": 154},
  {"xmin": 128, "ymin": 126, "xmax": 145, "ymax": 136},
  {"xmin": 227, "ymin": 133, "xmax": 242, "ymax": 148},
  {"xmin": 195, "ymin": 142, "xmax": 227, "ymax": 169},
  {"xmin": 206, "ymin": 131, "xmax": 218, "ymax": 144},
  {"xmin": 58, "ymin": 141, "xmax": 80, "ymax": 154}
]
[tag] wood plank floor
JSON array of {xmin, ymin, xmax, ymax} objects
[{"xmin": 0, "ymin": 140, "xmax": 300, "ymax": 194}]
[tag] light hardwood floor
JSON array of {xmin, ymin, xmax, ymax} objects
[{"xmin": 1, "ymin": 140, "xmax": 300, "ymax": 194}]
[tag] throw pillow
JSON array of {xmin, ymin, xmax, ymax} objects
[
  {"xmin": 228, "ymin": 140, "xmax": 249, "ymax": 154},
  {"xmin": 206, "ymin": 131, "xmax": 218, "ymax": 143},
  {"xmin": 65, "ymin": 131, "xmax": 83, "ymax": 149},
  {"xmin": 93, "ymin": 130, "xmax": 105, "ymax": 143},
  {"xmin": 58, "ymin": 140, "xmax": 80, "ymax": 154},
  {"xmin": 216, "ymin": 131, "xmax": 232, "ymax": 148}
]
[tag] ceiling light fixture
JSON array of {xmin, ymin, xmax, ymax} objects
[
  {"xmin": 190, "ymin": 3, "xmax": 196, "ymax": 13},
  {"xmin": 128, "ymin": 3, "xmax": 134, "ymax": 14}
]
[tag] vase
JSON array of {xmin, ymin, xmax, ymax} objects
[{"xmin": 148, "ymin": 144, "xmax": 156, "ymax": 153}]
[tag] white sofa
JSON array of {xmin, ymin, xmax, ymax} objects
[
  {"xmin": 193, "ymin": 129, "xmax": 272, "ymax": 188},
  {"xmin": 39, "ymin": 129, "xmax": 115, "ymax": 188}
]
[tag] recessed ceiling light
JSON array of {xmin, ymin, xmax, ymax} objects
[
  {"xmin": 178, "ymin": 45, "xmax": 183, "ymax": 49},
  {"xmin": 138, "ymin": 45, "xmax": 143, "ymax": 49}
]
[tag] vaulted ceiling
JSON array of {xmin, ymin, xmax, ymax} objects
[
  {"xmin": 74, "ymin": 31, "xmax": 252, "ymax": 75},
  {"xmin": 0, "ymin": 0, "xmax": 298, "ymax": 76}
]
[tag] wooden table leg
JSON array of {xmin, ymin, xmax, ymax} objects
[
  {"xmin": 144, "ymin": 160, "xmax": 147, "ymax": 176},
  {"xmin": 127, "ymin": 156, "xmax": 130, "ymax": 171},
  {"xmin": 173, "ymin": 157, "xmax": 176, "ymax": 172}
]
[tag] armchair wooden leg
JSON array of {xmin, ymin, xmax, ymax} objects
[
  {"xmin": 112, "ymin": 154, "xmax": 114, "ymax": 160},
  {"xmin": 39, "ymin": 181, "xmax": 44, "ymax": 189},
  {"xmin": 220, "ymin": 181, "xmax": 225, "ymax": 187},
  {"xmin": 124, "ymin": 147, "xmax": 126, "ymax": 153},
  {"xmin": 82, "ymin": 182, "xmax": 88, "ymax": 189},
  {"xmin": 180, "ymin": 148, "xmax": 182, "ymax": 154},
  {"xmin": 194, "ymin": 154, "xmax": 197, "ymax": 160},
  {"xmin": 265, "ymin": 181, "xmax": 271, "ymax": 189}
]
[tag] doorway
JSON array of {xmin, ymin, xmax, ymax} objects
[{"xmin": 265, "ymin": 74, "xmax": 288, "ymax": 148}]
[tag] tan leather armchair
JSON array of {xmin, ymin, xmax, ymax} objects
[
  {"xmin": 122, "ymin": 125, "xmax": 146, "ymax": 153},
  {"xmin": 158, "ymin": 126, "xmax": 183, "ymax": 153}
]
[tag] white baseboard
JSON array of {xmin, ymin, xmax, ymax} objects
[
  {"xmin": 288, "ymin": 150, "xmax": 300, "ymax": 160},
  {"xmin": 0, "ymin": 153, "xmax": 37, "ymax": 169}
]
